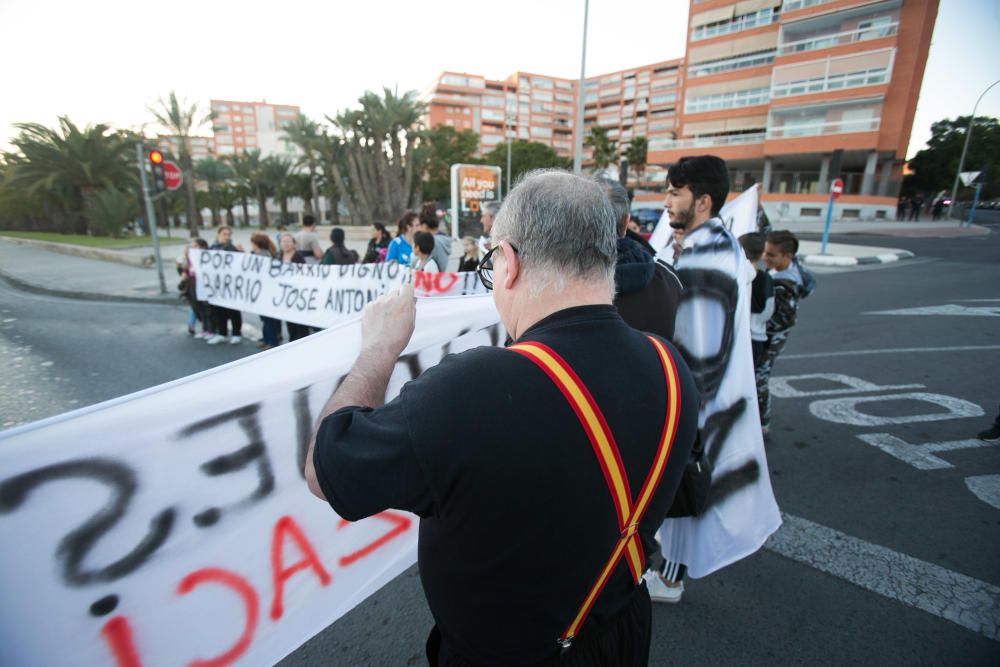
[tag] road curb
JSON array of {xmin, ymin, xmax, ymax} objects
[
  {"xmin": 0, "ymin": 267, "xmax": 180, "ymax": 305},
  {"xmin": 0, "ymin": 235, "xmax": 163, "ymax": 267},
  {"xmin": 801, "ymin": 250, "xmax": 914, "ymax": 267}
]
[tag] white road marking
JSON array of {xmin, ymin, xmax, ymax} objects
[
  {"xmin": 965, "ymin": 475, "xmax": 1000, "ymax": 511},
  {"xmin": 865, "ymin": 304, "xmax": 1000, "ymax": 317},
  {"xmin": 809, "ymin": 392, "xmax": 985, "ymax": 426},
  {"xmin": 782, "ymin": 345, "xmax": 1000, "ymax": 361},
  {"xmin": 856, "ymin": 432, "xmax": 999, "ymax": 470},
  {"xmin": 766, "ymin": 513, "xmax": 1000, "ymax": 641},
  {"xmin": 771, "ymin": 373, "xmax": 923, "ymax": 398}
]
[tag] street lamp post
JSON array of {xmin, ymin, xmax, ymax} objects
[
  {"xmin": 506, "ymin": 113, "xmax": 513, "ymax": 196},
  {"xmin": 572, "ymin": 0, "xmax": 590, "ymax": 175},
  {"xmin": 946, "ymin": 78, "xmax": 1000, "ymax": 221}
]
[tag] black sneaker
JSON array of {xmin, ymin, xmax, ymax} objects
[{"xmin": 977, "ymin": 425, "xmax": 1000, "ymax": 442}]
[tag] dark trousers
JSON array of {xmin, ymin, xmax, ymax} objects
[
  {"xmin": 261, "ymin": 316, "xmax": 282, "ymax": 346},
  {"xmin": 286, "ymin": 321, "xmax": 310, "ymax": 342},
  {"xmin": 211, "ymin": 306, "xmax": 242, "ymax": 337},
  {"xmin": 184, "ymin": 291, "xmax": 210, "ymax": 332},
  {"xmin": 426, "ymin": 584, "xmax": 652, "ymax": 667}
]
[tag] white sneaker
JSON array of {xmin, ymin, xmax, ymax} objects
[
  {"xmin": 229, "ymin": 335, "xmax": 242, "ymax": 345},
  {"xmin": 206, "ymin": 334, "xmax": 226, "ymax": 345},
  {"xmin": 643, "ymin": 570, "xmax": 683, "ymax": 604},
  {"xmin": 197, "ymin": 331, "xmax": 212, "ymax": 339}
]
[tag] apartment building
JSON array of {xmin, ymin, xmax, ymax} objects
[
  {"xmin": 424, "ymin": 0, "xmax": 937, "ymax": 221},
  {"xmin": 423, "ymin": 62, "xmax": 684, "ymax": 187},
  {"xmin": 209, "ymin": 99, "xmax": 302, "ymax": 160},
  {"xmin": 650, "ymin": 0, "xmax": 938, "ymax": 221},
  {"xmin": 155, "ymin": 135, "xmax": 215, "ymax": 161}
]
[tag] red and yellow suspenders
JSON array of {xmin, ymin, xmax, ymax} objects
[{"xmin": 509, "ymin": 337, "xmax": 683, "ymax": 647}]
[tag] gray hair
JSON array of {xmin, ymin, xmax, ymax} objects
[
  {"xmin": 593, "ymin": 176, "xmax": 630, "ymax": 237},
  {"xmin": 492, "ymin": 169, "xmax": 617, "ymax": 293},
  {"xmin": 482, "ymin": 200, "xmax": 502, "ymax": 217}
]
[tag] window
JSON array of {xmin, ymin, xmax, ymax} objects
[
  {"xmin": 534, "ymin": 78, "xmax": 553, "ymax": 89},
  {"xmin": 555, "ymin": 92, "xmax": 573, "ymax": 103},
  {"xmin": 532, "ymin": 90, "xmax": 554, "ymax": 102},
  {"xmin": 688, "ymin": 50, "xmax": 776, "ymax": 78},
  {"xmin": 691, "ymin": 7, "xmax": 778, "ymax": 41},
  {"xmin": 650, "ymin": 93, "xmax": 677, "ymax": 106},
  {"xmin": 531, "ymin": 126, "xmax": 552, "ymax": 138},
  {"xmin": 483, "ymin": 96, "xmax": 503, "ymax": 108},
  {"xmin": 772, "ymin": 49, "xmax": 894, "ymax": 97},
  {"xmin": 685, "ymin": 87, "xmax": 769, "ymax": 113},
  {"xmin": 212, "ymin": 104, "xmax": 229, "ymax": 112}
]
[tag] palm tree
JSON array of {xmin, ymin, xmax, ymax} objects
[
  {"xmin": 326, "ymin": 88, "xmax": 425, "ymax": 224},
  {"xmin": 623, "ymin": 136, "xmax": 648, "ymax": 185},
  {"xmin": 585, "ymin": 126, "xmax": 617, "ymax": 174},
  {"xmin": 227, "ymin": 152, "xmax": 254, "ymax": 227},
  {"xmin": 5, "ymin": 117, "xmax": 136, "ymax": 234},
  {"xmin": 149, "ymin": 92, "xmax": 214, "ymax": 235},
  {"xmin": 234, "ymin": 149, "xmax": 273, "ymax": 229},
  {"xmin": 282, "ymin": 114, "xmax": 322, "ymax": 219},
  {"xmin": 193, "ymin": 157, "xmax": 232, "ymax": 227},
  {"xmin": 262, "ymin": 156, "xmax": 294, "ymax": 225}
]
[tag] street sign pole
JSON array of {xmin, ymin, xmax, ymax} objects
[
  {"xmin": 965, "ymin": 181, "xmax": 983, "ymax": 228},
  {"xmin": 820, "ymin": 177, "xmax": 842, "ymax": 255},
  {"xmin": 135, "ymin": 143, "xmax": 167, "ymax": 294}
]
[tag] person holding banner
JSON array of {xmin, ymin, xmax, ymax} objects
[
  {"xmin": 278, "ymin": 232, "xmax": 311, "ymax": 341},
  {"xmin": 206, "ymin": 226, "xmax": 244, "ymax": 345},
  {"xmin": 250, "ymin": 232, "xmax": 283, "ymax": 350},
  {"xmin": 305, "ymin": 170, "xmax": 699, "ymax": 667},
  {"xmin": 648, "ymin": 155, "xmax": 781, "ymax": 603},
  {"xmin": 386, "ymin": 211, "xmax": 418, "ymax": 265}
]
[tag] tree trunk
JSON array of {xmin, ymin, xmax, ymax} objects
[
  {"xmin": 181, "ymin": 153, "xmax": 200, "ymax": 236},
  {"xmin": 280, "ymin": 197, "xmax": 289, "ymax": 226},
  {"xmin": 225, "ymin": 207, "xmax": 234, "ymax": 227},
  {"xmin": 328, "ymin": 195, "xmax": 340, "ymax": 224},
  {"xmin": 241, "ymin": 196, "xmax": 250, "ymax": 228},
  {"xmin": 256, "ymin": 189, "xmax": 269, "ymax": 229}
]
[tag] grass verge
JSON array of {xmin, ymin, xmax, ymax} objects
[{"xmin": 0, "ymin": 231, "xmax": 186, "ymax": 248}]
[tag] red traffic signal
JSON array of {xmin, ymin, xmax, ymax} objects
[{"xmin": 148, "ymin": 148, "xmax": 167, "ymax": 193}]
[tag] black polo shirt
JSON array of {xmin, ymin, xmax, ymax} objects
[{"xmin": 313, "ymin": 305, "xmax": 699, "ymax": 666}]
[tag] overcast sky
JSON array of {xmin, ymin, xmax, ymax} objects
[{"xmin": 1, "ymin": 0, "xmax": 997, "ymax": 159}]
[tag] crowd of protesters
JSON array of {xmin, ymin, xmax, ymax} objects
[{"xmin": 178, "ymin": 204, "xmax": 481, "ymax": 350}]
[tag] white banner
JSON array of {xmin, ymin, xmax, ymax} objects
[
  {"xmin": 0, "ymin": 295, "xmax": 503, "ymax": 667},
  {"xmin": 658, "ymin": 219, "xmax": 782, "ymax": 578},
  {"xmin": 194, "ymin": 251, "xmax": 488, "ymax": 328}
]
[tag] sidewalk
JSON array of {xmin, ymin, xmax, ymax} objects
[{"xmin": 4, "ymin": 218, "xmax": 982, "ymax": 303}]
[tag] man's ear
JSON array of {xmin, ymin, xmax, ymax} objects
[
  {"xmin": 501, "ymin": 241, "xmax": 519, "ymax": 290},
  {"xmin": 697, "ymin": 194, "xmax": 713, "ymax": 215}
]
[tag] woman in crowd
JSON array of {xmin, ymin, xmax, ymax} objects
[
  {"xmin": 321, "ymin": 227, "xmax": 359, "ymax": 265},
  {"xmin": 250, "ymin": 233, "xmax": 282, "ymax": 350},
  {"xmin": 362, "ymin": 222, "xmax": 391, "ymax": 263},
  {"xmin": 386, "ymin": 211, "xmax": 417, "ymax": 266},
  {"xmin": 207, "ymin": 226, "xmax": 243, "ymax": 345},
  {"xmin": 181, "ymin": 238, "xmax": 210, "ymax": 338},
  {"xmin": 457, "ymin": 236, "xmax": 480, "ymax": 273},
  {"xmin": 279, "ymin": 232, "xmax": 311, "ymax": 342}
]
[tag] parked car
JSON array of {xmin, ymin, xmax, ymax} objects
[{"xmin": 629, "ymin": 207, "xmax": 663, "ymax": 240}]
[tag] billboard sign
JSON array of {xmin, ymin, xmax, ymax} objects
[{"xmin": 449, "ymin": 164, "xmax": 502, "ymax": 239}]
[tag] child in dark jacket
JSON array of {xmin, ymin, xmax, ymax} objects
[{"xmin": 756, "ymin": 230, "xmax": 811, "ymax": 435}]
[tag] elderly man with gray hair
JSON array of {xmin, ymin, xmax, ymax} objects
[
  {"xmin": 595, "ymin": 177, "xmax": 683, "ymax": 343},
  {"xmin": 305, "ymin": 169, "xmax": 698, "ymax": 667},
  {"xmin": 477, "ymin": 199, "xmax": 501, "ymax": 256}
]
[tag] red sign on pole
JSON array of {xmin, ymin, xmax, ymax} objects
[
  {"xmin": 163, "ymin": 161, "xmax": 183, "ymax": 191},
  {"xmin": 831, "ymin": 178, "xmax": 844, "ymax": 199}
]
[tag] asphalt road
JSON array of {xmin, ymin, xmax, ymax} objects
[{"xmin": 1, "ymin": 221, "xmax": 998, "ymax": 665}]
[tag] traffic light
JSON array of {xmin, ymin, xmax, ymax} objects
[{"xmin": 148, "ymin": 149, "xmax": 166, "ymax": 193}]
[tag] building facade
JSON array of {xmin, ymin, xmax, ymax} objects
[
  {"xmin": 423, "ymin": 0, "xmax": 938, "ymax": 221},
  {"xmin": 155, "ymin": 135, "xmax": 215, "ymax": 161},
  {"xmin": 209, "ymin": 99, "xmax": 302, "ymax": 160}
]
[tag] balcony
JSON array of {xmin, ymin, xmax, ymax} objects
[
  {"xmin": 691, "ymin": 7, "xmax": 778, "ymax": 42},
  {"xmin": 772, "ymin": 48, "xmax": 895, "ymax": 98},
  {"xmin": 778, "ymin": 22, "xmax": 898, "ymax": 55},
  {"xmin": 688, "ymin": 50, "xmax": 776, "ymax": 78},
  {"xmin": 782, "ymin": 0, "xmax": 836, "ymax": 12},
  {"xmin": 648, "ymin": 132, "xmax": 766, "ymax": 152}
]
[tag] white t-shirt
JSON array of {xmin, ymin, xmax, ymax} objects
[{"xmin": 418, "ymin": 257, "xmax": 440, "ymax": 273}]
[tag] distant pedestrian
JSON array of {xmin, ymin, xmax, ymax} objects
[
  {"xmin": 414, "ymin": 203, "xmax": 452, "ymax": 271},
  {"xmin": 207, "ymin": 226, "xmax": 244, "ymax": 345},
  {"xmin": 362, "ymin": 222, "xmax": 391, "ymax": 263},
  {"xmin": 181, "ymin": 238, "xmax": 210, "ymax": 338},
  {"xmin": 932, "ymin": 198, "xmax": 944, "ymax": 221},
  {"xmin": 250, "ymin": 233, "xmax": 282, "ymax": 350},
  {"xmin": 295, "ymin": 215, "xmax": 323, "ymax": 263},
  {"xmin": 909, "ymin": 197, "xmax": 922, "ymax": 221},
  {"xmin": 757, "ymin": 229, "xmax": 811, "ymax": 436},
  {"xmin": 896, "ymin": 197, "xmax": 907, "ymax": 221},
  {"xmin": 279, "ymin": 232, "xmax": 311, "ymax": 342},
  {"xmin": 412, "ymin": 231, "xmax": 440, "ymax": 272},
  {"xmin": 740, "ymin": 232, "xmax": 775, "ymax": 371},
  {"xmin": 321, "ymin": 228, "xmax": 359, "ymax": 265},
  {"xmin": 386, "ymin": 212, "xmax": 417, "ymax": 266},
  {"xmin": 456, "ymin": 236, "xmax": 480, "ymax": 273}
]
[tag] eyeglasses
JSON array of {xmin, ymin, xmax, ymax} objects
[{"xmin": 477, "ymin": 242, "xmax": 518, "ymax": 291}]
